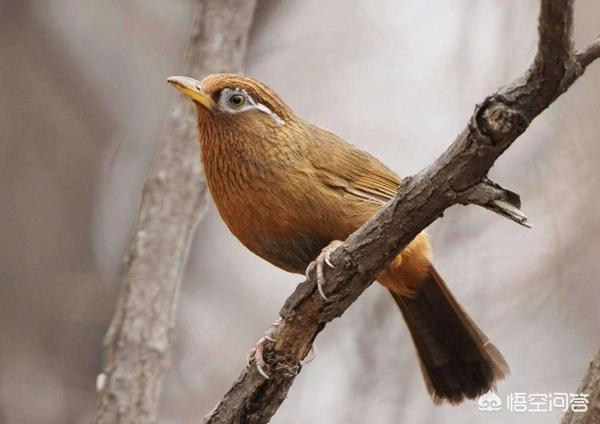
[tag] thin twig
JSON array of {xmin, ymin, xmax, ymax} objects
[{"xmin": 576, "ymin": 37, "xmax": 600, "ymax": 69}]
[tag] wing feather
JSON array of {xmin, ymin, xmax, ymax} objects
[{"xmin": 306, "ymin": 125, "xmax": 401, "ymax": 205}]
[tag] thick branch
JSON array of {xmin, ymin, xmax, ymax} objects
[
  {"xmin": 204, "ymin": 1, "xmax": 600, "ymax": 423},
  {"xmin": 561, "ymin": 348, "xmax": 600, "ymax": 424},
  {"xmin": 93, "ymin": 1, "xmax": 256, "ymax": 423}
]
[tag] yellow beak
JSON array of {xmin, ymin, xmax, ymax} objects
[{"xmin": 167, "ymin": 76, "xmax": 215, "ymax": 110}]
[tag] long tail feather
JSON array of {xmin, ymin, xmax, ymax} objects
[{"xmin": 389, "ymin": 266, "xmax": 509, "ymax": 404}]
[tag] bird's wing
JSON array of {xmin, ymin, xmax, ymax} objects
[{"xmin": 306, "ymin": 127, "xmax": 401, "ymax": 206}]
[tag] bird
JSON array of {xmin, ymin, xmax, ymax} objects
[{"xmin": 168, "ymin": 73, "xmax": 509, "ymax": 404}]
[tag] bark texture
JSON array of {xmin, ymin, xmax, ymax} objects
[
  {"xmin": 204, "ymin": 1, "xmax": 600, "ymax": 423},
  {"xmin": 93, "ymin": 1, "xmax": 257, "ymax": 423},
  {"xmin": 561, "ymin": 348, "xmax": 600, "ymax": 424}
]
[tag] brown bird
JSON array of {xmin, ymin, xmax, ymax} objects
[{"xmin": 168, "ymin": 73, "xmax": 509, "ymax": 404}]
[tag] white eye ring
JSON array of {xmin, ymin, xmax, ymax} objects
[
  {"xmin": 219, "ymin": 88, "xmax": 251, "ymax": 112},
  {"xmin": 218, "ymin": 87, "xmax": 284, "ymax": 125},
  {"xmin": 228, "ymin": 93, "xmax": 246, "ymax": 108}
]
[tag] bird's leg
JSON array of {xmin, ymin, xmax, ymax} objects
[
  {"xmin": 306, "ymin": 240, "xmax": 344, "ymax": 300},
  {"xmin": 246, "ymin": 317, "xmax": 282, "ymax": 379}
]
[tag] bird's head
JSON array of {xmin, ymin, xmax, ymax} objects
[{"xmin": 167, "ymin": 73, "xmax": 296, "ymax": 142}]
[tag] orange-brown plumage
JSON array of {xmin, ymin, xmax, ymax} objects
[{"xmin": 169, "ymin": 73, "xmax": 509, "ymax": 404}]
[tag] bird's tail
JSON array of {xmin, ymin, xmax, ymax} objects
[{"xmin": 388, "ymin": 266, "xmax": 509, "ymax": 404}]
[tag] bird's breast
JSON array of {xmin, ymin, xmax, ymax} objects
[{"xmin": 202, "ymin": 148, "xmax": 336, "ymax": 273}]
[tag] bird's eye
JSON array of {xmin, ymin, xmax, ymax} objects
[{"xmin": 228, "ymin": 93, "xmax": 246, "ymax": 108}]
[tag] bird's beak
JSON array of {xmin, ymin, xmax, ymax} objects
[{"xmin": 167, "ymin": 76, "xmax": 215, "ymax": 110}]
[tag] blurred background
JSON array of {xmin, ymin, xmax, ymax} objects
[{"xmin": 1, "ymin": 0, "xmax": 599, "ymax": 423}]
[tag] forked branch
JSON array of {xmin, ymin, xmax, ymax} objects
[{"xmin": 205, "ymin": 1, "xmax": 600, "ymax": 423}]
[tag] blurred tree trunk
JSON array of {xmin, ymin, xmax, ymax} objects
[
  {"xmin": 561, "ymin": 348, "xmax": 600, "ymax": 424},
  {"xmin": 93, "ymin": 1, "xmax": 257, "ymax": 423}
]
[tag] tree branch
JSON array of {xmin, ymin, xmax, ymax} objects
[
  {"xmin": 93, "ymin": 1, "xmax": 257, "ymax": 423},
  {"xmin": 456, "ymin": 178, "xmax": 529, "ymax": 228},
  {"xmin": 561, "ymin": 348, "xmax": 600, "ymax": 424},
  {"xmin": 576, "ymin": 37, "xmax": 600, "ymax": 69},
  {"xmin": 204, "ymin": 1, "xmax": 600, "ymax": 423}
]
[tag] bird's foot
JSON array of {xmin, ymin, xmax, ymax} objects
[
  {"xmin": 306, "ymin": 240, "xmax": 343, "ymax": 300},
  {"xmin": 246, "ymin": 317, "xmax": 282, "ymax": 379}
]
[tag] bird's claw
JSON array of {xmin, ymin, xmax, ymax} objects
[
  {"xmin": 306, "ymin": 240, "xmax": 343, "ymax": 300},
  {"xmin": 246, "ymin": 318, "xmax": 282, "ymax": 379},
  {"xmin": 324, "ymin": 255, "xmax": 334, "ymax": 268},
  {"xmin": 303, "ymin": 345, "xmax": 316, "ymax": 364}
]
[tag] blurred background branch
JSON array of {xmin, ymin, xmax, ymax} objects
[
  {"xmin": 93, "ymin": 1, "xmax": 257, "ymax": 422},
  {"xmin": 561, "ymin": 347, "xmax": 600, "ymax": 424}
]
